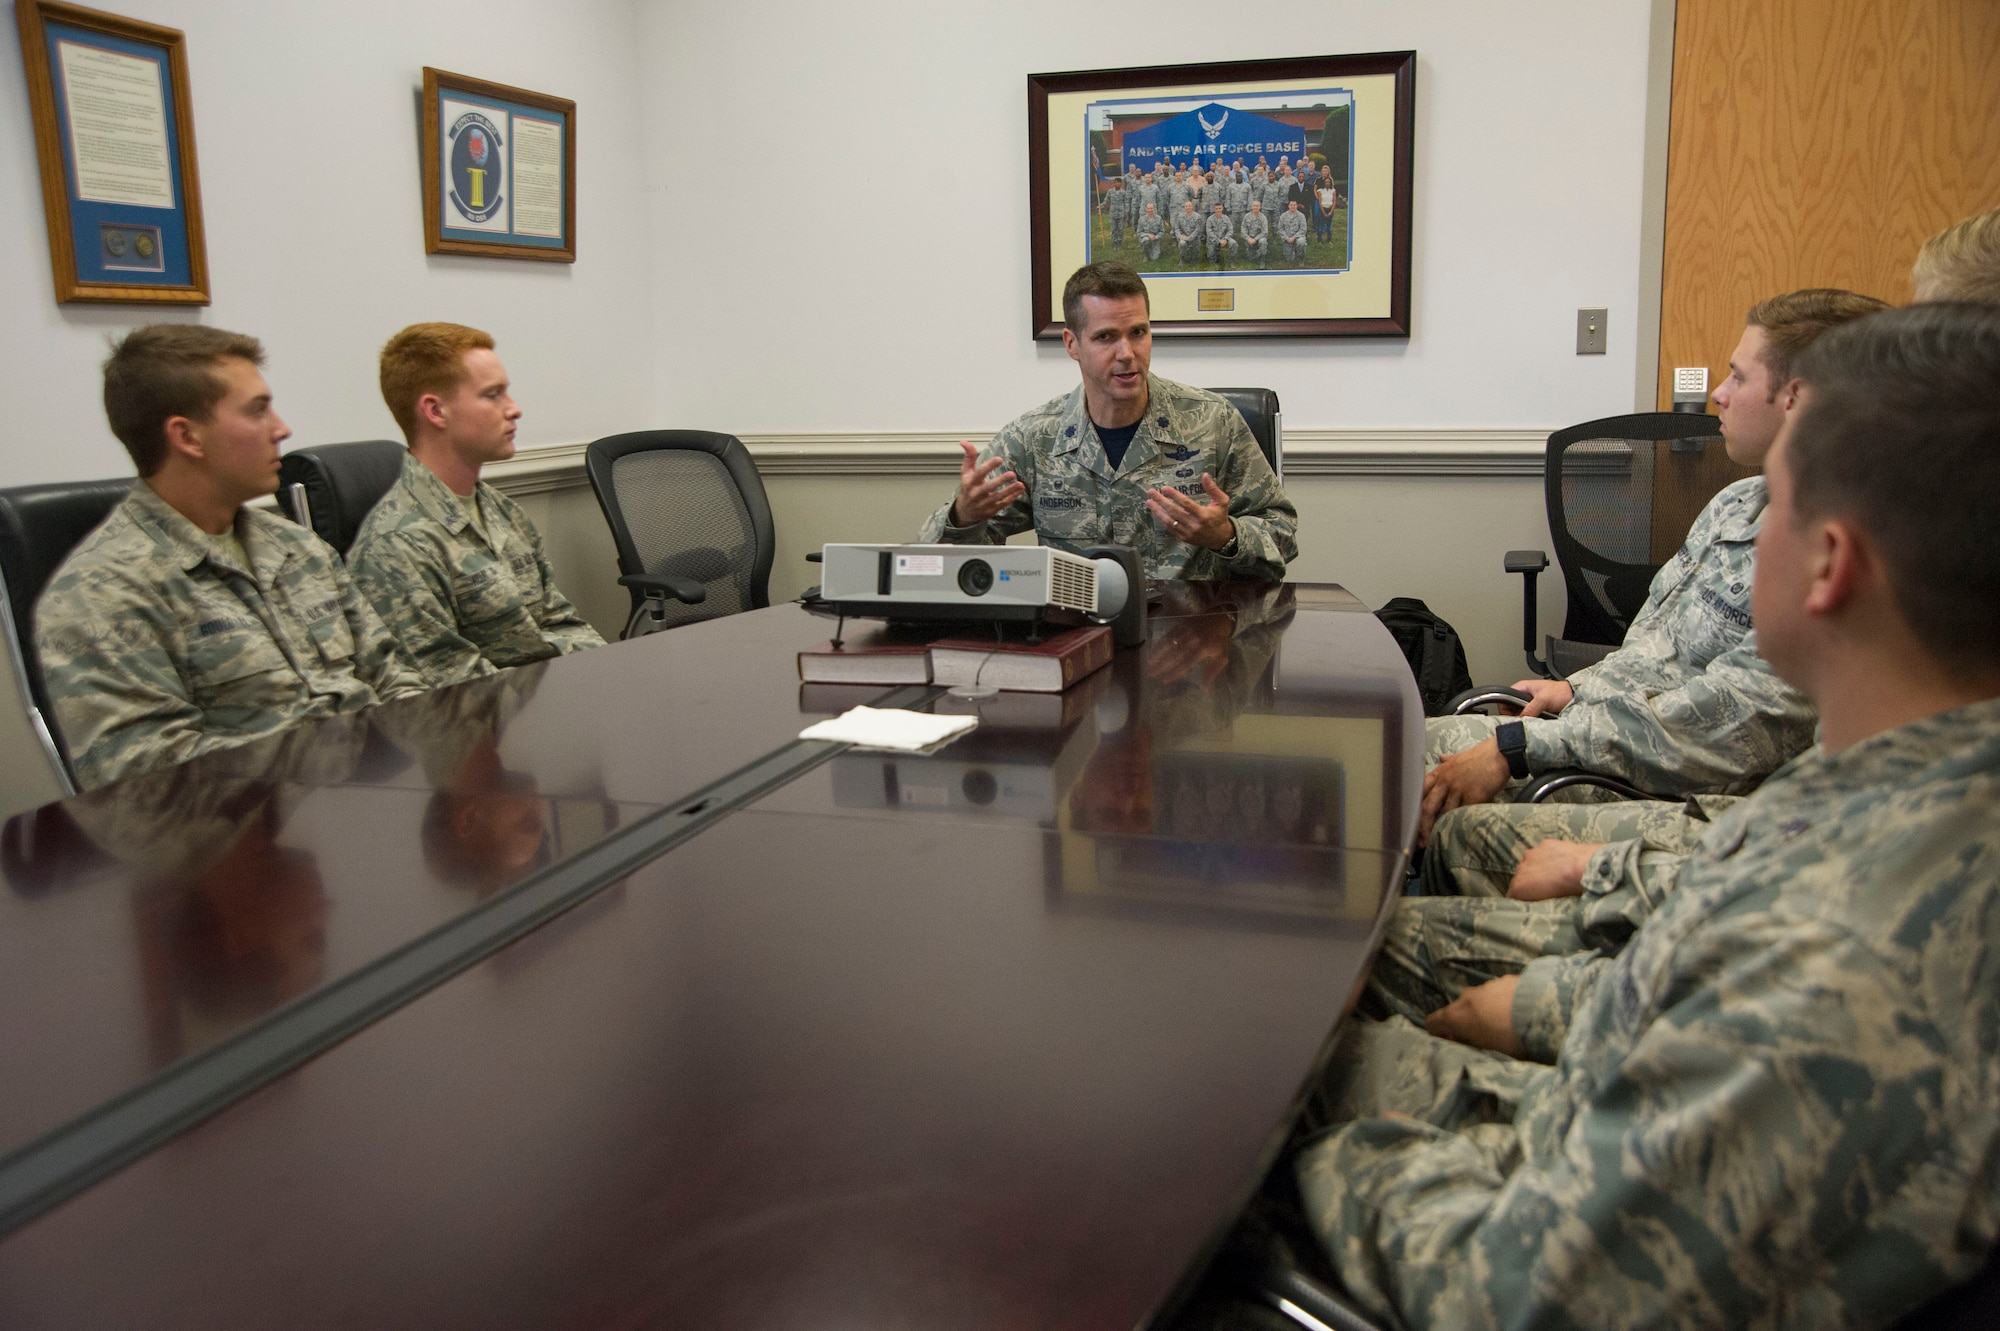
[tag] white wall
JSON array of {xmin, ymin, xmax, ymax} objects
[
  {"xmin": 637, "ymin": 0, "xmax": 1659, "ymax": 434},
  {"xmin": 0, "ymin": 0, "xmax": 652, "ymax": 485}
]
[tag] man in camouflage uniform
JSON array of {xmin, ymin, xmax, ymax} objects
[
  {"xmin": 1171, "ymin": 200, "xmax": 1202, "ymax": 264},
  {"xmin": 1297, "ymin": 299, "xmax": 2000, "ymax": 1331},
  {"xmin": 1240, "ymin": 200, "xmax": 1270, "ymax": 265},
  {"xmin": 347, "ymin": 323, "xmax": 604, "ymax": 691},
  {"xmin": 1203, "ymin": 201, "xmax": 1235, "ymax": 268},
  {"xmin": 1104, "ymin": 179, "xmax": 1131, "ymax": 247},
  {"xmin": 918, "ymin": 261, "xmax": 1296, "ymax": 581},
  {"xmin": 1166, "ymin": 169, "xmax": 1192, "ymax": 224},
  {"xmin": 1225, "ymin": 170, "xmax": 1252, "ymax": 236},
  {"xmin": 1135, "ymin": 171, "xmax": 1162, "ymax": 231},
  {"xmin": 37, "ymin": 326, "xmax": 425, "ymax": 792},
  {"xmin": 1260, "ymin": 167, "xmax": 1293, "ymax": 221},
  {"xmin": 1277, "ymin": 199, "xmax": 1309, "ymax": 264},
  {"xmin": 1135, "ymin": 203, "xmax": 1165, "ymax": 263},
  {"xmin": 1417, "ymin": 289, "xmax": 1889, "ymax": 846}
]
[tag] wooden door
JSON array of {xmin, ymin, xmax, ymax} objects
[{"xmin": 1656, "ymin": 0, "xmax": 2000, "ymax": 407}]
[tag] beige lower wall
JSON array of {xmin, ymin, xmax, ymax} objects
[{"xmin": 521, "ymin": 464, "xmax": 1565, "ymax": 689}]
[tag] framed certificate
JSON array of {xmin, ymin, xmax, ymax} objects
[
  {"xmin": 14, "ymin": 0, "xmax": 210, "ymax": 305},
  {"xmin": 1028, "ymin": 51, "xmax": 1415, "ymax": 339},
  {"xmin": 421, "ymin": 67, "xmax": 576, "ymax": 262}
]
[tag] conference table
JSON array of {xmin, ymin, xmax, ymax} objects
[{"xmin": 0, "ymin": 579, "xmax": 1421, "ymax": 1329}]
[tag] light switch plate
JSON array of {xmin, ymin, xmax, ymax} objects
[{"xmin": 1576, "ymin": 307, "xmax": 1608, "ymax": 355}]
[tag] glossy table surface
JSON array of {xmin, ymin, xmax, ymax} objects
[{"xmin": 0, "ymin": 581, "xmax": 1421, "ymax": 1330}]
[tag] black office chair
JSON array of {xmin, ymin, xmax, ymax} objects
[
  {"xmin": 1503, "ymin": 411, "xmax": 1746, "ymax": 680},
  {"xmin": 1207, "ymin": 387, "xmax": 1283, "ymax": 481},
  {"xmin": 0, "ymin": 478, "xmax": 135, "ymax": 794},
  {"xmin": 583, "ymin": 430, "xmax": 774, "ymax": 639},
  {"xmin": 276, "ymin": 439, "xmax": 407, "ymax": 558},
  {"xmin": 1448, "ymin": 412, "xmax": 1754, "ymax": 803}
]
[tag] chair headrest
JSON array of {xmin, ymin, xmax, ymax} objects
[
  {"xmin": 0, "ymin": 479, "xmax": 134, "ymax": 615},
  {"xmin": 276, "ymin": 440, "xmax": 408, "ymax": 557}
]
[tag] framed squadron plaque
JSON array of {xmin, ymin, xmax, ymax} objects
[
  {"xmin": 1029, "ymin": 51, "xmax": 1415, "ymax": 339},
  {"xmin": 421, "ymin": 67, "xmax": 575, "ymax": 262},
  {"xmin": 14, "ymin": 0, "xmax": 210, "ymax": 305}
]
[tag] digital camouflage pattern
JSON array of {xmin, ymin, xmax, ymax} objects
[
  {"xmin": 918, "ymin": 374, "xmax": 1298, "ymax": 581},
  {"xmin": 1137, "ymin": 209, "xmax": 1165, "ymax": 262},
  {"xmin": 37, "ymin": 484, "xmax": 426, "ymax": 791},
  {"xmin": 1241, "ymin": 209, "xmax": 1270, "ymax": 262},
  {"xmin": 1426, "ymin": 476, "xmax": 1818, "ymax": 797},
  {"xmin": 1277, "ymin": 207, "xmax": 1309, "ymax": 262},
  {"xmin": 1373, "ymin": 799, "xmax": 1733, "ymax": 1061},
  {"xmin": 1299, "ymin": 696, "xmax": 2000, "ymax": 1329},
  {"xmin": 1172, "ymin": 206, "xmax": 1202, "ymax": 261},
  {"xmin": 1204, "ymin": 209, "xmax": 1234, "ymax": 262},
  {"xmin": 347, "ymin": 453, "xmax": 603, "ymax": 690}
]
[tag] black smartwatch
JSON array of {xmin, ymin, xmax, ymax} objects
[{"xmin": 1495, "ymin": 721, "xmax": 1530, "ymax": 780}]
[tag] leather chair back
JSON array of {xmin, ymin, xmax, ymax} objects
[
  {"xmin": 1206, "ymin": 387, "xmax": 1283, "ymax": 480},
  {"xmin": 276, "ymin": 440, "xmax": 407, "ymax": 557},
  {"xmin": 0, "ymin": 478, "xmax": 135, "ymax": 789}
]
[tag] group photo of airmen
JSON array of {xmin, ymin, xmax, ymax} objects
[{"xmin": 1095, "ymin": 153, "xmax": 1347, "ymax": 273}]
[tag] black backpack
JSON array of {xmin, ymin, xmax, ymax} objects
[{"xmin": 1374, "ymin": 597, "xmax": 1473, "ymax": 716}]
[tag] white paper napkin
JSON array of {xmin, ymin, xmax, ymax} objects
[{"xmin": 798, "ymin": 706, "xmax": 978, "ymax": 754}]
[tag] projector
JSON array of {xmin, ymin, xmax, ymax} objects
[{"xmin": 813, "ymin": 542, "xmax": 1146, "ymax": 647}]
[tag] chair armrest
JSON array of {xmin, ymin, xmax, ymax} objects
[
  {"xmin": 1504, "ymin": 549, "xmax": 1548, "ymax": 575},
  {"xmin": 618, "ymin": 572, "xmax": 707, "ymax": 605},
  {"xmin": 1446, "ymin": 686, "xmax": 1533, "ymax": 715},
  {"xmin": 1225, "ymin": 1244, "xmax": 1389, "ymax": 1331},
  {"xmin": 1520, "ymin": 769, "xmax": 1658, "ymax": 803}
]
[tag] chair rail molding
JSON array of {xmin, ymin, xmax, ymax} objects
[{"xmin": 482, "ymin": 428, "xmax": 1550, "ymax": 498}]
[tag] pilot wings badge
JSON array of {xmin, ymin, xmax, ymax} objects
[{"xmin": 1198, "ymin": 109, "xmax": 1229, "ymax": 141}]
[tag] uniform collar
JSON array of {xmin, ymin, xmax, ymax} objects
[
  {"xmin": 1053, "ymin": 376, "xmax": 1172, "ymax": 479},
  {"xmin": 127, "ymin": 481, "xmax": 285, "ymax": 581},
  {"xmin": 1714, "ymin": 474, "xmax": 1768, "ymax": 542},
  {"xmin": 400, "ymin": 451, "xmax": 483, "ymax": 539}
]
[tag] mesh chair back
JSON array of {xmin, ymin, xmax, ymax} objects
[
  {"xmin": 0, "ymin": 478, "xmax": 134, "ymax": 784},
  {"xmin": 1547, "ymin": 412, "xmax": 1750, "ymax": 647},
  {"xmin": 584, "ymin": 431, "xmax": 774, "ymax": 632},
  {"xmin": 1206, "ymin": 387, "xmax": 1283, "ymax": 479},
  {"xmin": 276, "ymin": 439, "xmax": 407, "ymax": 557}
]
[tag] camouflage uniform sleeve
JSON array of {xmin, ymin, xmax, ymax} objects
[
  {"xmin": 519, "ymin": 512, "xmax": 605, "ymax": 654},
  {"xmin": 343, "ymin": 529, "xmax": 474, "ymax": 694},
  {"xmin": 916, "ymin": 420, "xmax": 1037, "ymax": 545},
  {"xmin": 37, "ymin": 575, "xmax": 213, "ymax": 790},
  {"xmin": 1520, "ymin": 631, "xmax": 1816, "ymax": 795},
  {"xmin": 1512, "ymin": 838, "xmax": 1689, "ymax": 1060},
  {"xmin": 1211, "ymin": 406, "xmax": 1298, "ymax": 579},
  {"xmin": 1300, "ymin": 919, "xmax": 1954, "ymax": 1329}
]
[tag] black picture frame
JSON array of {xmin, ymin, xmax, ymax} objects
[{"xmin": 1028, "ymin": 51, "xmax": 1414, "ymax": 340}]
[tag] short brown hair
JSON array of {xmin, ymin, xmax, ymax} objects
[
  {"xmin": 1746, "ymin": 288, "xmax": 1891, "ymax": 388},
  {"xmin": 1911, "ymin": 206, "xmax": 2000, "ymax": 304},
  {"xmin": 1062, "ymin": 262, "xmax": 1150, "ymax": 331},
  {"xmin": 378, "ymin": 322, "xmax": 495, "ymax": 441},
  {"xmin": 101, "ymin": 325, "xmax": 264, "ymax": 477},
  {"xmin": 1788, "ymin": 301, "xmax": 2000, "ymax": 678}
]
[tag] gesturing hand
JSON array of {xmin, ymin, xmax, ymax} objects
[
  {"xmin": 949, "ymin": 441, "xmax": 1025, "ymax": 526},
  {"xmin": 1145, "ymin": 473, "xmax": 1236, "ymax": 551},
  {"xmin": 1425, "ymin": 975, "xmax": 1523, "ymax": 1056}
]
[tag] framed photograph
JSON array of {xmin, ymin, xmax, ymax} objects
[
  {"xmin": 13, "ymin": 0, "xmax": 209, "ymax": 305},
  {"xmin": 421, "ymin": 67, "xmax": 575, "ymax": 262},
  {"xmin": 1028, "ymin": 51, "xmax": 1414, "ymax": 339}
]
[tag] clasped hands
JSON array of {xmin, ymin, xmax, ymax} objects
[{"xmin": 1423, "ymin": 837, "xmax": 1602, "ymax": 1056}]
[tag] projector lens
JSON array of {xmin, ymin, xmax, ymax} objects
[{"xmin": 958, "ymin": 559, "xmax": 994, "ymax": 596}]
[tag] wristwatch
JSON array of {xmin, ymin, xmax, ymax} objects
[{"xmin": 1495, "ymin": 721, "xmax": 1530, "ymax": 780}]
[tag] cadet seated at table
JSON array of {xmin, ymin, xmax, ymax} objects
[
  {"xmin": 37, "ymin": 325, "xmax": 425, "ymax": 790},
  {"xmin": 1298, "ymin": 300, "xmax": 2000, "ymax": 1329}
]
